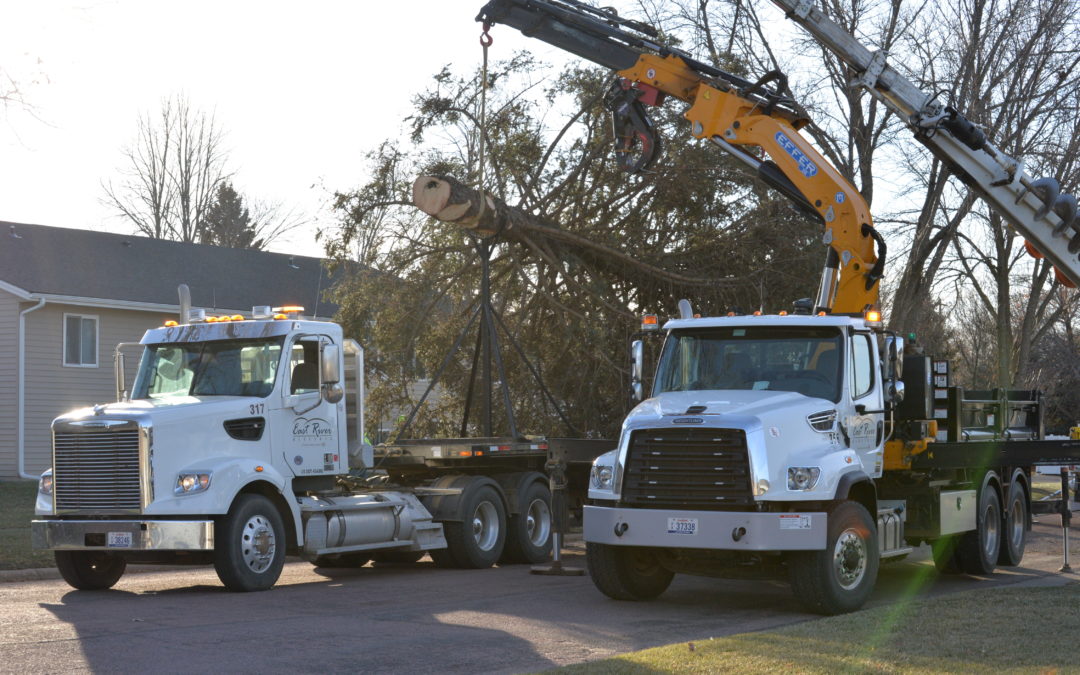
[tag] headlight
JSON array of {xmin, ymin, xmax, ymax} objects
[
  {"xmin": 590, "ymin": 464, "xmax": 614, "ymax": 490},
  {"xmin": 175, "ymin": 472, "xmax": 212, "ymax": 495},
  {"xmin": 38, "ymin": 468, "xmax": 53, "ymax": 495},
  {"xmin": 787, "ymin": 467, "xmax": 821, "ymax": 491}
]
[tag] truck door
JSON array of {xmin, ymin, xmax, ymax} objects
[
  {"xmin": 846, "ymin": 331, "xmax": 885, "ymax": 478},
  {"xmin": 274, "ymin": 334, "xmax": 339, "ymax": 476}
]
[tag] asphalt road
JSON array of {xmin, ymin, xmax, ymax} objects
[{"xmin": 1, "ymin": 521, "xmax": 1077, "ymax": 675}]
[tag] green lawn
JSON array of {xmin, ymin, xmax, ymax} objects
[
  {"xmin": 0, "ymin": 480, "xmax": 54, "ymax": 570},
  {"xmin": 555, "ymin": 583, "xmax": 1080, "ymax": 674}
]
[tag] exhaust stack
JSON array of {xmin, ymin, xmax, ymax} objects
[{"xmin": 178, "ymin": 284, "xmax": 191, "ymax": 324}]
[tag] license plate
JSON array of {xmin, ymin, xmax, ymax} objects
[
  {"xmin": 107, "ymin": 531, "xmax": 133, "ymax": 548},
  {"xmin": 667, "ymin": 517, "xmax": 697, "ymax": 535}
]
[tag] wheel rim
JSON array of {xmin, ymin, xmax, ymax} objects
[
  {"xmin": 1007, "ymin": 495, "xmax": 1025, "ymax": 551},
  {"xmin": 833, "ymin": 528, "xmax": 867, "ymax": 590},
  {"xmin": 982, "ymin": 500, "xmax": 1000, "ymax": 560},
  {"xmin": 524, "ymin": 497, "xmax": 551, "ymax": 547},
  {"xmin": 241, "ymin": 514, "xmax": 276, "ymax": 573},
  {"xmin": 472, "ymin": 501, "xmax": 500, "ymax": 552}
]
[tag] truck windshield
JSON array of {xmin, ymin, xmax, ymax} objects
[
  {"xmin": 654, "ymin": 326, "xmax": 844, "ymax": 402},
  {"xmin": 132, "ymin": 337, "xmax": 286, "ymax": 399}
]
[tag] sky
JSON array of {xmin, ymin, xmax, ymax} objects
[{"xmin": 0, "ymin": 0, "xmax": 581, "ymax": 258}]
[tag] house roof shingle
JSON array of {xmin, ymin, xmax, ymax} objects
[{"xmin": 0, "ymin": 221, "xmax": 342, "ymax": 318}]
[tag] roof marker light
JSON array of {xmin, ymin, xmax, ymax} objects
[
  {"xmin": 641, "ymin": 314, "xmax": 659, "ymax": 331},
  {"xmin": 865, "ymin": 309, "xmax": 883, "ymax": 324},
  {"xmin": 779, "ymin": 311, "xmax": 788, "ymax": 316},
  {"xmin": 164, "ymin": 320, "xmax": 178, "ymax": 327},
  {"xmin": 231, "ymin": 314, "xmax": 244, "ymax": 321},
  {"xmin": 753, "ymin": 310, "xmax": 762, "ymax": 316}
]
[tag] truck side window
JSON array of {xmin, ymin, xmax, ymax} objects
[
  {"xmin": 289, "ymin": 339, "xmax": 321, "ymax": 394},
  {"xmin": 850, "ymin": 333, "xmax": 874, "ymax": 399}
]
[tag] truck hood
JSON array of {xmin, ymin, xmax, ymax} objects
[
  {"xmin": 630, "ymin": 389, "xmax": 835, "ymax": 421},
  {"xmin": 57, "ymin": 396, "xmax": 256, "ymax": 426}
]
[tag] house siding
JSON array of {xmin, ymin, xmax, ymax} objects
[
  {"xmin": 19, "ymin": 303, "xmax": 169, "ymax": 477},
  {"xmin": 0, "ymin": 290, "xmax": 21, "ymax": 479}
]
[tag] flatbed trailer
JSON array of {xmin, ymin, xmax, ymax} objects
[{"xmin": 377, "ymin": 436, "xmax": 614, "ymax": 518}]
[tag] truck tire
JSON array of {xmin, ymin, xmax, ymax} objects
[
  {"xmin": 437, "ymin": 482, "xmax": 507, "ymax": 569},
  {"xmin": 54, "ymin": 551, "xmax": 127, "ymax": 590},
  {"xmin": 586, "ymin": 542, "xmax": 673, "ymax": 600},
  {"xmin": 997, "ymin": 478, "xmax": 1027, "ymax": 567},
  {"xmin": 311, "ymin": 553, "xmax": 370, "ymax": 568},
  {"xmin": 214, "ymin": 494, "xmax": 286, "ymax": 592},
  {"xmin": 501, "ymin": 480, "xmax": 553, "ymax": 564},
  {"xmin": 957, "ymin": 482, "xmax": 1001, "ymax": 575},
  {"xmin": 788, "ymin": 500, "xmax": 879, "ymax": 615}
]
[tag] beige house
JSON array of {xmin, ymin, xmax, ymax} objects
[{"xmin": 1, "ymin": 221, "xmax": 342, "ymax": 480}]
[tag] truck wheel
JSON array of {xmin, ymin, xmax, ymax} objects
[
  {"xmin": 931, "ymin": 536, "xmax": 961, "ymax": 574},
  {"xmin": 501, "ymin": 480, "xmax": 553, "ymax": 564},
  {"xmin": 54, "ymin": 551, "xmax": 127, "ymax": 590},
  {"xmin": 958, "ymin": 483, "xmax": 1001, "ymax": 575},
  {"xmin": 438, "ymin": 482, "xmax": 507, "ymax": 569},
  {"xmin": 997, "ymin": 480, "xmax": 1027, "ymax": 567},
  {"xmin": 312, "ymin": 553, "xmax": 370, "ymax": 568},
  {"xmin": 586, "ymin": 542, "xmax": 673, "ymax": 600},
  {"xmin": 214, "ymin": 494, "xmax": 286, "ymax": 592},
  {"xmin": 789, "ymin": 500, "xmax": 879, "ymax": 615}
]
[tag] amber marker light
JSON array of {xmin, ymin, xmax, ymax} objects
[
  {"xmin": 273, "ymin": 313, "xmax": 288, "ymax": 320},
  {"xmin": 753, "ymin": 310, "xmax": 763, "ymax": 316},
  {"xmin": 231, "ymin": 314, "xmax": 244, "ymax": 321},
  {"xmin": 865, "ymin": 309, "xmax": 883, "ymax": 325},
  {"xmin": 164, "ymin": 320, "xmax": 178, "ymax": 327},
  {"xmin": 641, "ymin": 314, "xmax": 659, "ymax": 331},
  {"xmin": 778, "ymin": 310, "xmax": 788, "ymax": 316}
]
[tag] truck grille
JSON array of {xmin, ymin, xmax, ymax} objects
[
  {"xmin": 621, "ymin": 427, "xmax": 753, "ymax": 510},
  {"xmin": 53, "ymin": 427, "xmax": 143, "ymax": 512}
]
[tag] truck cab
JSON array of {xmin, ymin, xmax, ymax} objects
[
  {"xmin": 30, "ymin": 307, "xmax": 430, "ymax": 592},
  {"xmin": 584, "ymin": 310, "xmax": 900, "ymax": 613}
]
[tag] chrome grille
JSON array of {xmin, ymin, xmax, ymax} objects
[
  {"xmin": 54, "ymin": 428, "xmax": 142, "ymax": 512},
  {"xmin": 621, "ymin": 427, "xmax": 753, "ymax": 510}
]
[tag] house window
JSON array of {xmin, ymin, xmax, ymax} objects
[{"xmin": 63, "ymin": 314, "xmax": 98, "ymax": 367}]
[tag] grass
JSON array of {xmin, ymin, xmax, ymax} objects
[
  {"xmin": 553, "ymin": 583, "xmax": 1080, "ymax": 674},
  {"xmin": 0, "ymin": 479, "xmax": 55, "ymax": 570}
]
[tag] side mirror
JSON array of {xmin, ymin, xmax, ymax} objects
[
  {"xmin": 889, "ymin": 379, "xmax": 906, "ymax": 405},
  {"xmin": 321, "ymin": 343, "xmax": 341, "ymax": 385},
  {"xmin": 323, "ymin": 383, "xmax": 345, "ymax": 404},
  {"xmin": 884, "ymin": 335, "xmax": 905, "ymax": 380},
  {"xmin": 631, "ymin": 340, "xmax": 644, "ymax": 402}
]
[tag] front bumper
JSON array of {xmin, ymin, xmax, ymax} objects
[
  {"xmin": 584, "ymin": 505, "xmax": 827, "ymax": 550},
  {"xmin": 32, "ymin": 520, "xmax": 215, "ymax": 551}
]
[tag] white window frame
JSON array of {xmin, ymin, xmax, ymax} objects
[{"xmin": 62, "ymin": 313, "xmax": 99, "ymax": 368}]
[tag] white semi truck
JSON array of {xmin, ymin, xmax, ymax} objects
[
  {"xmin": 31, "ymin": 303, "xmax": 600, "ymax": 591},
  {"xmin": 583, "ymin": 307, "xmax": 1053, "ymax": 614}
]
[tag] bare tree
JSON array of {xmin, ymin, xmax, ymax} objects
[
  {"xmin": 103, "ymin": 94, "xmax": 231, "ymax": 243},
  {"xmin": 889, "ymin": 0, "xmax": 1080, "ymax": 341}
]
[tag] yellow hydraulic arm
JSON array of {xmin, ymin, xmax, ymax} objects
[{"xmin": 477, "ymin": 0, "xmax": 885, "ymax": 314}]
